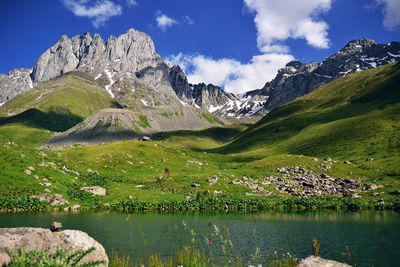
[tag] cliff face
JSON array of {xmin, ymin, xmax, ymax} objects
[
  {"xmin": 1, "ymin": 32, "xmax": 399, "ymax": 119},
  {"xmin": 1, "ymin": 29, "xmax": 182, "ymax": 107}
]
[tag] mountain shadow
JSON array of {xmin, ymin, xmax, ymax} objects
[{"xmin": 0, "ymin": 108, "xmax": 83, "ymax": 132}]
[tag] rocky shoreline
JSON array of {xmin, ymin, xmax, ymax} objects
[
  {"xmin": 0, "ymin": 224, "xmax": 352, "ymax": 267},
  {"xmin": 0, "ymin": 226, "xmax": 108, "ymax": 266}
]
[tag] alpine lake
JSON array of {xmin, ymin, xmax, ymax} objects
[{"xmin": 1, "ymin": 210, "xmax": 399, "ymax": 266}]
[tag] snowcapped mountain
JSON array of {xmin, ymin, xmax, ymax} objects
[
  {"xmin": 238, "ymin": 38, "xmax": 400, "ymax": 116},
  {"xmin": 0, "ymin": 30, "xmax": 398, "ymax": 121}
]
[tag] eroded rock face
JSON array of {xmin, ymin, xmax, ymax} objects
[
  {"xmin": 31, "ymin": 29, "xmax": 159, "ymax": 83},
  {"xmin": 298, "ymin": 256, "xmax": 351, "ymax": 267},
  {"xmin": 0, "ymin": 68, "xmax": 33, "ymax": 103},
  {"xmin": 169, "ymin": 65, "xmax": 238, "ymax": 114},
  {"xmin": 0, "ymin": 227, "xmax": 108, "ymax": 266},
  {"xmin": 0, "ymin": 28, "xmax": 181, "ymax": 108}
]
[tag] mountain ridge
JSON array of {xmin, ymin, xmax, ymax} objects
[{"xmin": 0, "ymin": 30, "xmax": 398, "ymax": 120}]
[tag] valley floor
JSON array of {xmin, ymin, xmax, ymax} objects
[{"xmin": 0, "ymin": 120, "xmax": 399, "ymax": 212}]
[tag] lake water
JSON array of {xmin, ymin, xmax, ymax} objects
[{"xmin": 1, "ymin": 211, "xmax": 399, "ymax": 266}]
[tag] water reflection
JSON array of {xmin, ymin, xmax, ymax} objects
[{"xmin": 0, "ymin": 211, "xmax": 399, "ymax": 266}]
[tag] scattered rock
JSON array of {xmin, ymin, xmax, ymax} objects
[
  {"xmin": 269, "ymin": 166, "xmax": 364, "ymax": 197},
  {"xmin": 126, "ymin": 161, "xmax": 133, "ymax": 165},
  {"xmin": 71, "ymin": 204, "xmax": 81, "ymax": 210},
  {"xmin": 185, "ymin": 196, "xmax": 191, "ymax": 200},
  {"xmin": 80, "ymin": 186, "xmax": 106, "ymax": 196},
  {"xmin": 187, "ymin": 160, "xmax": 203, "ymax": 166},
  {"xmin": 28, "ymin": 166, "xmax": 35, "ymax": 171},
  {"xmin": 135, "ymin": 185, "xmax": 144, "ymax": 188},
  {"xmin": 32, "ymin": 194, "xmax": 69, "ymax": 206},
  {"xmin": 213, "ymin": 190, "xmax": 222, "ymax": 194},
  {"xmin": 39, "ymin": 151, "xmax": 47, "ymax": 158},
  {"xmin": 344, "ymin": 161, "xmax": 352, "ymax": 164},
  {"xmin": 139, "ymin": 136, "xmax": 151, "ymax": 141},
  {"xmin": 44, "ymin": 188, "xmax": 51, "ymax": 193},
  {"xmin": 312, "ymin": 158, "xmax": 319, "ymax": 161},
  {"xmin": 324, "ymin": 157, "xmax": 332, "ymax": 162},
  {"xmin": 24, "ymin": 169, "xmax": 31, "ymax": 175},
  {"xmin": 365, "ymin": 158, "xmax": 374, "ymax": 162},
  {"xmin": 20, "ymin": 154, "xmax": 25, "ymax": 158},
  {"xmin": 363, "ymin": 183, "xmax": 378, "ymax": 191},
  {"xmin": 43, "ymin": 182, "xmax": 52, "ymax": 187},
  {"xmin": 50, "ymin": 222, "xmax": 62, "ymax": 232},
  {"xmin": 0, "ymin": 227, "xmax": 108, "ymax": 266},
  {"xmin": 378, "ymin": 199, "xmax": 385, "ymax": 205},
  {"xmin": 191, "ymin": 183, "xmax": 200, "ymax": 188},
  {"xmin": 207, "ymin": 176, "xmax": 218, "ymax": 185},
  {"xmin": 352, "ymin": 193, "xmax": 362, "ymax": 198},
  {"xmin": 161, "ymin": 158, "xmax": 167, "ymax": 162},
  {"xmin": 128, "ymin": 195, "xmax": 134, "ymax": 199},
  {"xmin": 298, "ymin": 256, "xmax": 351, "ymax": 267},
  {"xmin": 34, "ymin": 175, "xmax": 39, "ymax": 179},
  {"xmin": 102, "ymin": 203, "xmax": 110, "ymax": 209},
  {"xmin": 42, "ymin": 178, "xmax": 48, "ymax": 182}
]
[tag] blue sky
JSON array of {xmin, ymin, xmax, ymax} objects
[{"xmin": 0, "ymin": 0, "xmax": 399, "ymax": 93}]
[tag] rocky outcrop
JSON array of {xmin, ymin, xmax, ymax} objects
[
  {"xmin": 31, "ymin": 193, "xmax": 69, "ymax": 206},
  {"xmin": 298, "ymin": 256, "xmax": 351, "ymax": 267},
  {"xmin": 243, "ymin": 38, "xmax": 400, "ymax": 115},
  {"xmin": 0, "ymin": 227, "xmax": 108, "ymax": 266},
  {"xmin": 169, "ymin": 65, "xmax": 238, "ymax": 114},
  {"xmin": 0, "ymin": 68, "xmax": 33, "ymax": 103},
  {"xmin": 80, "ymin": 186, "xmax": 106, "ymax": 196}
]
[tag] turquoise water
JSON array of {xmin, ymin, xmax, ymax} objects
[{"xmin": 1, "ymin": 211, "xmax": 399, "ymax": 266}]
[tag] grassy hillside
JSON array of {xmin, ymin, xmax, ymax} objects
[
  {"xmin": 0, "ymin": 71, "xmax": 121, "ymax": 131},
  {"xmin": 0, "ymin": 64, "xmax": 399, "ymax": 212},
  {"xmin": 220, "ymin": 62, "xmax": 400, "ymax": 163}
]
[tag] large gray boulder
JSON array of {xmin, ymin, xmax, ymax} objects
[
  {"xmin": 298, "ymin": 256, "xmax": 351, "ymax": 267},
  {"xmin": 0, "ymin": 227, "xmax": 108, "ymax": 266}
]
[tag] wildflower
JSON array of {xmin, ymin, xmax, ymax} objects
[{"xmin": 213, "ymin": 224, "xmax": 219, "ymax": 235}]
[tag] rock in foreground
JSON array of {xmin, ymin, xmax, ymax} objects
[
  {"xmin": 0, "ymin": 227, "xmax": 108, "ymax": 266},
  {"xmin": 298, "ymin": 256, "xmax": 351, "ymax": 267}
]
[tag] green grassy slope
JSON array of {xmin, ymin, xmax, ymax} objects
[
  {"xmin": 0, "ymin": 64, "xmax": 399, "ymax": 212},
  {"xmin": 0, "ymin": 71, "xmax": 121, "ymax": 131},
  {"xmin": 220, "ymin": 62, "xmax": 400, "ymax": 163}
]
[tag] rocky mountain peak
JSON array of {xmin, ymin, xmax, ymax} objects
[
  {"xmin": 30, "ymin": 28, "xmax": 160, "ymax": 84},
  {"xmin": 242, "ymin": 38, "xmax": 400, "ymax": 116}
]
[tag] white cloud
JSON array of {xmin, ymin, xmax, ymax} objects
[
  {"xmin": 183, "ymin": 15, "xmax": 195, "ymax": 25},
  {"xmin": 244, "ymin": 0, "xmax": 332, "ymax": 52},
  {"xmin": 126, "ymin": 0, "xmax": 138, "ymax": 7},
  {"xmin": 156, "ymin": 11, "xmax": 178, "ymax": 31},
  {"xmin": 165, "ymin": 0, "xmax": 334, "ymax": 94},
  {"xmin": 63, "ymin": 0, "xmax": 122, "ymax": 28},
  {"xmin": 166, "ymin": 53, "xmax": 294, "ymax": 94},
  {"xmin": 376, "ymin": 0, "xmax": 400, "ymax": 30}
]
